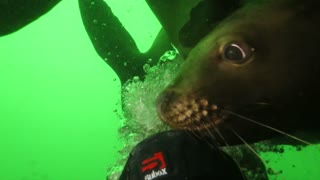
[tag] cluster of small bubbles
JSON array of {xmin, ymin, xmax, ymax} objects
[
  {"xmin": 106, "ymin": 167, "xmax": 123, "ymax": 180},
  {"xmin": 223, "ymin": 134, "xmax": 319, "ymax": 180},
  {"xmin": 253, "ymin": 142, "xmax": 273, "ymax": 153},
  {"xmin": 107, "ymin": 48, "xmax": 183, "ymax": 179},
  {"xmin": 245, "ymin": 167, "xmax": 268, "ymax": 180},
  {"xmin": 158, "ymin": 43, "xmax": 179, "ymax": 65},
  {"xmin": 222, "ymin": 145, "xmax": 244, "ymax": 162},
  {"xmin": 271, "ymin": 146, "xmax": 285, "ymax": 153},
  {"xmin": 222, "ymin": 142, "xmax": 271, "ymax": 180}
]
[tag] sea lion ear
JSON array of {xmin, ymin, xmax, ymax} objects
[{"xmin": 179, "ymin": 0, "xmax": 243, "ymax": 48}]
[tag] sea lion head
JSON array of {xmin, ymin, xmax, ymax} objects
[{"xmin": 157, "ymin": 0, "xmax": 320, "ymax": 145}]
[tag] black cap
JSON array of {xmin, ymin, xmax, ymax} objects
[{"xmin": 119, "ymin": 130, "xmax": 246, "ymax": 180}]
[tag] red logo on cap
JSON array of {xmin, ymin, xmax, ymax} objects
[{"xmin": 141, "ymin": 152, "xmax": 167, "ymax": 172}]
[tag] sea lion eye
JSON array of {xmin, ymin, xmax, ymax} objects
[{"xmin": 222, "ymin": 42, "xmax": 254, "ymax": 63}]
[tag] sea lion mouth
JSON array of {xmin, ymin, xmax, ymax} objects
[{"xmin": 157, "ymin": 90, "xmax": 228, "ymax": 131}]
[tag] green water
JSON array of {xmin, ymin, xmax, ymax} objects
[
  {"xmin": 0, "ymin": 0, "xmax": 319, "ymax": 180},
  {"xmin": 0, "ymin": 1, "xmax": 122, "ymax": 179}
]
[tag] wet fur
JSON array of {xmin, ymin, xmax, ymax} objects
[{"xmin": 157, "ymin": 0, "xmax": 320, "ymax": 145}]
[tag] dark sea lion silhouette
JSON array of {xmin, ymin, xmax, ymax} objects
[
  {"xmin": 79, "ymin": 0, "xmax": 174, "ymax": 84},
  {"xmin": 0, "ymin": 0, "xmax": 61, "ymax": 36},
  {"xmin": 157, "ymin": 0, "xmax": 320, "ymax": 145}
]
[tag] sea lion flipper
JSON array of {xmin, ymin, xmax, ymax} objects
[
  {"xmin": 78, "ymin": 0, "xmax": 172, "ymax": 84},
  {"xmin": 0, "ymin": 0, "xmax": 61, "ymax": 36}
]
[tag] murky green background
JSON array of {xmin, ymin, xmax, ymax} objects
[
  {"xmin": 0, "ymin": 0, "xmax": 319, "ymax": 180},
  {"xmin": 0, "ymin": 1, "xmax": 122, "ymax": 179}
]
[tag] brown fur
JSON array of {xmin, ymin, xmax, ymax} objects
[{"xmin": 157, "ymin": 0, "xmax": 320, "ymax": 145}]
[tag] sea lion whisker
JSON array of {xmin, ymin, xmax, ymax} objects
[
  {"xmin": 254, "ymin": 102, "xmax": 271, "ymax": 106},
  {"xmin": 214, "ymin": 127, "xmax": 230, "ymax": 147},
  {"xmin": 187, "ymin": 129, "xmax": 202, "ymax": 140},
  {"xmin": 228, "ymin": 127, "xmax": 265, "ymax": 165},
  {"xmin": 223, "ymin": 109, "xmax": 312, "ymax": 145},
  {"xmin": 184, "ymin": 129, "xmax": 220, "ymax": 150},
  {"xmin": 184, "ymin": 129, "xmax": 201, "ymax": 141},
  {"xmin": 202, "ymin": 122, "xmax": 221, "ymax": 147},
  {"xmin": 196, "ymin": 125, "xmax": 218, "ymax": 149}
]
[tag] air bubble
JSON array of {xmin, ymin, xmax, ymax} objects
[{"xmin": 143, "ymin": 64, "xmax": 150, "ymax": 73}]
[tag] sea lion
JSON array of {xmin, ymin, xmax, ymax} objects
[{"xmin": 157, "ymin": 0, "xmax": 320, "ymax": 145}]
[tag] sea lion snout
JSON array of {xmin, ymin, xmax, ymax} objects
[{"xmin": 157, "ymin": 89, "xmax": 224, "ymax": 130}]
